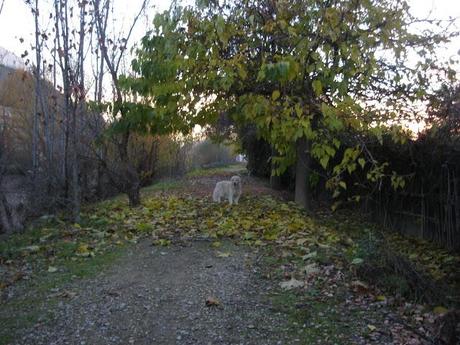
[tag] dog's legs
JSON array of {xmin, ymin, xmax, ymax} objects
[
  {"xmin": 234, "ymin": 196, "xmax": 239, "ymax": 205},
  {"xmin": 229, "ymin": 194, "xmax": 233, "ymax": 205}
]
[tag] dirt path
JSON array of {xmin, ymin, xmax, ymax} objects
[{"xmin": 17, "ymin": 241, "xmax": 297, "ymax": 345}]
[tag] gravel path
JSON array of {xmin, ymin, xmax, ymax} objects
[{"xmin": 18, "ymin": 241, "xmax": 297, "ymax": 345}]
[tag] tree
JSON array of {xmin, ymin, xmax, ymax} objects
[
  {"xmin": 427, "ymin": 83, "xmax": 460, "ymax": 136},
  {"xmin": 132, "ymin": 0, "xmax": 457, "ymax": 209},
  {"xmin": 92, "ymin": 0, "xmax": 150, "ymax": 207}
]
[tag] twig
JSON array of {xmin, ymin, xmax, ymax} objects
[{"xmin": 0, "ymin": 0, "xmax": 5, "ymax": 16}]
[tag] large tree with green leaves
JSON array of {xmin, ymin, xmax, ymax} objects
[{"xmin": 129, "ymin": 0, "xmax": 457, "ymax": 209}]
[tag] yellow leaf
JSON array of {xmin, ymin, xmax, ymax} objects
[
  {"xmin": 433, "ymin": 306, "xmax": 448, "ymax": 315},
  {"xmin": 77, "ymin": 244, "xmax": 89, "ymax": 254},
  {"xmin": 296, "ymin": 238, "xmax": 308, "ymax": 246},
  {"xmin": 205, "ymin": 296, "xmax": 220, "ymax": 307},
  {"xmin": 211, "ymin": 241, "xmax": 221, "ymax": 248},
  {"xmin": 376, "ymin": 295, "xmax": 386, "ymax": 301},
  {"xmin": 153, "ymin": 239, "xmax": 171, "ymax": 247},
  {"xmin": 272, "ymin": 90, "xmax": 280, "ymax": 101},
  {"xmin": 367, "ymin": 324, "xmax": 376, "ymax": 332}
]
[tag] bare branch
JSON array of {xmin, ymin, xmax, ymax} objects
[{"xmin": 0, "ymin": 0, "xmax": 5, "ymax": 16}]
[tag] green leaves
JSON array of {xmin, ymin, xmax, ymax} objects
[
  {"xmin": 312, "ymin": 80, "xmax": 322, "ymax": 96},
  {"xmin": 258, "ymin": 59, "xmax": 299, "ymax": 84},
  {"xmin": 127, "ymin": 0, "xmax": 455, "ymax": 203}
]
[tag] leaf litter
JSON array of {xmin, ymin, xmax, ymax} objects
[{"xmin": 1, "ymin": 173, "xmax": 459, "ymax": 344}]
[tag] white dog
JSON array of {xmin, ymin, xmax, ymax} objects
[{"xmin": 212, "ymin": 175, "xmax": 242, "ymax": 205}]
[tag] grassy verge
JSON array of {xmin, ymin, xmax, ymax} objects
[
  {"xmin": 259, "ymin": 245, "xmax": 391, "ymax": 344},
  {"xmin": 0, "ymin": 234, "xmax": 125, "ymax": 344},
  {"xmin": 186, "ymin": 163, "xmax": 247, "ymax": 178},
  {"xmin": 0, "ymin": 178, "xmax": 185, "ymax": 343}
]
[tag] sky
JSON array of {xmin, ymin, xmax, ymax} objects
[
  {"xmin": 0, "ymin": 0, "xmax": 173, "ymax": 66},
  {"xmin": 0, "ymin": 0, "xmax": 459, "ymax": 63},
  {"xmin": 0, "ymin": 0, "xmax": 459, "ymax": 68}
]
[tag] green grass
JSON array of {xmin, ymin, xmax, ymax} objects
[
  {"xmin": 270, "ymin": 290, "xmax": 359, "ymax": 344},
  {"xmin": 186, "ymin": 163, "xmax": 247, "ymax": 177},
  {"xmin": 0, "ymin": 246, "xmax": 125, "ymax": 345},
  {"xmin": 141, "ymin": 179, "xmax": 184, "ymax": 198},
  {"xmin": 262, "ymin": 250, "xmax": 385, "ymax": 345}
]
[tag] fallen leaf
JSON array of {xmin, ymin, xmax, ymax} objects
[
  {"xmin": 351, "ymin": 280, "xmax": 370, "ymax": 294},
  {"xmin": 351, "ymin": 257, "xmax": 364, "ymax": 265},
  {"xmin": 211, "ymin": 241, "xmax": 221, "ymax": 248},
  {"xmin": 433, "ymin": 306, "xmax": 448, "ymax": 315},
  {"xmin": 56, "ymin": 290, "xmax": 77, "ymax": 299},
  {"xmin": 302, "ymin": 251, "xmax": 317, "ymax": 260},
  {"xmin": 23, "ymin": 245, "xmax": 40, "ymax": 253},
  {"xmin": 153, "ymin": 239, "xmax": 171, "ymax": 247},
  {"xmin": 205, "ymin": 296, "xmax": 220, "ymax": 307},
  {"xmin": 296, "ymin": 238, "xmax": 308, "ymax": 246},
  {"xmin": 47, "ymin": 266, "xmax": 58, "ymax": 273},
  {"xmin": 367, "ymin": 324, "xmax": 377, "ymax": 332},
  {"xmin": 280, "ymin": 278, "xmax": 304, "ymax": 290},
  {"xmin": 216, "ymin": 251, "xmax": 231, "ymax": 258},
  {"xmin": 303, "ymin": 263, "xmax": 320, "ymax": 276}
]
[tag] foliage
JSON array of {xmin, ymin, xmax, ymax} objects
[
  {"xmin": 130, "ymin": 0, "xmax": 458, "ymax": 202},
  {"xmin": 154, "ymin": 134, "xmax": 193, "ymax": 178},
  {"xmin": 427, "ymin": 82, "xmax": 460, "ymax": 136},
  {"xmin": 238, "ymin": 124, "xmax": 272, "ymax": 178}
]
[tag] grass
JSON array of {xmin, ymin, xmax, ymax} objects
[
  {"xmin": 142, "ymin": 179, "xmax": 184, "ymax": 197},
  {"xmin": 261, "ymin": 249, "xmax": 387, "ymax": 344},
  {"xmin": 186, "ymin": 163, "xmax": 247, "ymax": 177},
  {"xmin": 0, "ymin": 243, "xmax": 125, "ymax": 345}
]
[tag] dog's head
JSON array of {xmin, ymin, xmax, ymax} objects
[{"xmin": 231, "ymin": 175, "xmax": 241, "ymax": 188}]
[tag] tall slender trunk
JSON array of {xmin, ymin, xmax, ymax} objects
[
  {"xmin": 68, "ymin": 1, "xmax": 87, "ymax": 223},
  {"xmin": 32, "ymin": 0, "xmax": 40, "ymax": 187},
  {"xmin": 71, "ymin": 102, "xmax": 80, "ymax": 222},
  {"xmin": 119, "ymin": 132, "xmax": 140, "ymax": 207},
  {"xmin": 294, "ymin": 136, "xmax": 311, "ymax": 210},
  {"xmin": 270, "ymin": 146, "xmax": 283, "ymax": 190}
]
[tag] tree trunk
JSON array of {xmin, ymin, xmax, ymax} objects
[
  {"xmin": 125, "ymin": 158, "xmax": 141, "ymax": 207},
  {"xmin": 270, "ymin": 147, "xmax": 283, "ymax": 190},
  {"xmin": 294, "ymin": 136, "xmax": 311, "ymax": 210},
  {"xmin": 119, "ymin": 132, "xmax": 141, "ymax": 207},
  {"xmin": 0, "ymin": 193, "xmax": 13, "ymax": 234},
  {"xmin": 127, "ymin": 181, "xmax": 141, "ymax": 207}
]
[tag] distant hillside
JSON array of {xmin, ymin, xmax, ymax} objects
[
  {"xmin": 0, "ymin": 46, "xmax": 25, "ymax": 69},
  {"xmin": 0, "ymin": 64, "xmax": 15, "ymax": 88}
]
